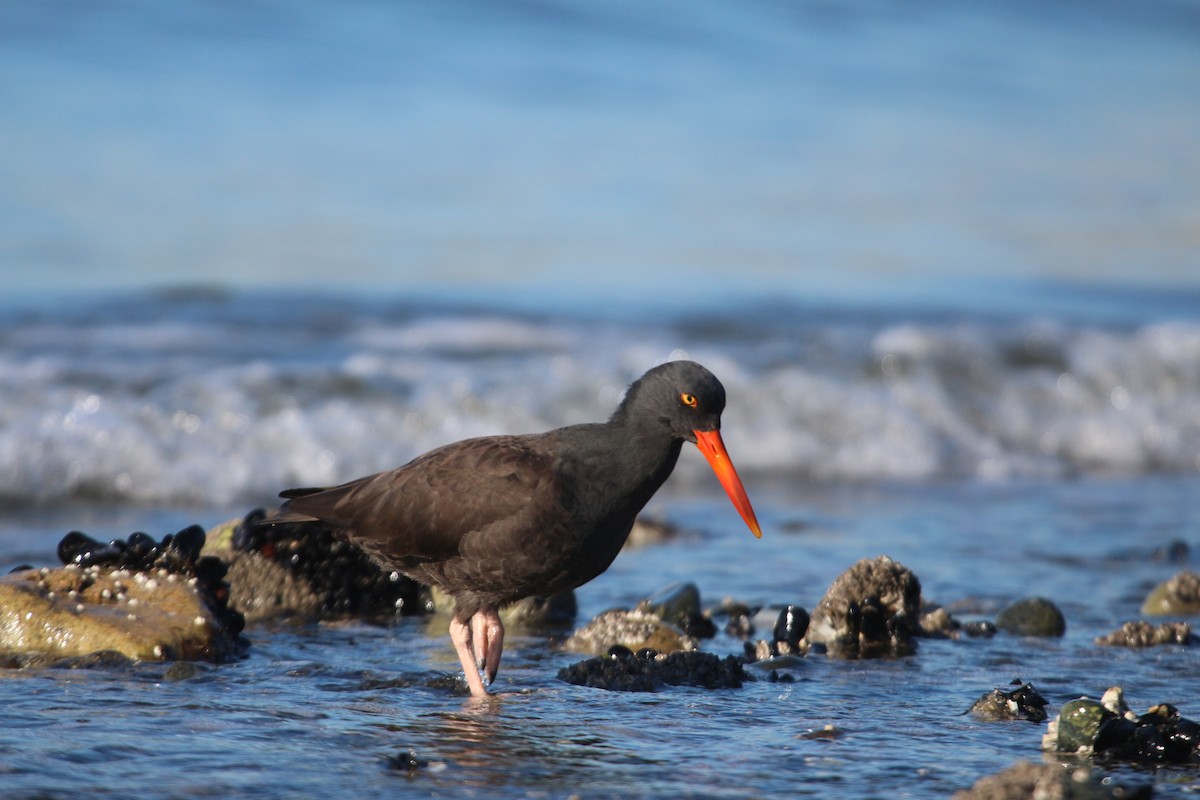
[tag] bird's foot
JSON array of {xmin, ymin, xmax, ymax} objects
[
  {"xmin": 470, "ymin": 608, "xmax": 505, "ymax": 686},
  {"xmin": 449, "ymin": 609, "xmax": 506, "ymax": 696}
]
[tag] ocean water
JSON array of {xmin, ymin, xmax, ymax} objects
[{"xmin": 2, "ymin": 0, "xmax": 1200, "ymax": 797}]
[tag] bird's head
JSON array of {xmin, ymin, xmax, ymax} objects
[{"xmin": 618, "ymin": 360, "xmax": 762, "ymax": 539}]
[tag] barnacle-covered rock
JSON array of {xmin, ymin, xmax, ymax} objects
[
  {"xmin": 968, "ymin": 680, "xmax": 1049, "ymax": 722},
  {"xmin": 806, "ymin": 556, "xmax": 921, "ymax": 657},
  {"xmin": 562, "ymin": 609, "xmax": 698, "ymax": 656},
  {"xmin": 0, "ymin": 526, "xmax": 245, "ymax": 664}
]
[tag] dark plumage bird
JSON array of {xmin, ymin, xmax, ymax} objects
[{"xmin": 265, "ymin": 360, "xmax": 762, "ymax": 696}]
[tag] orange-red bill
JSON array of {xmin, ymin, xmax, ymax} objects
[{"xmin": 692, "ymin": 429, "xmax": 763, "ymax": 539}]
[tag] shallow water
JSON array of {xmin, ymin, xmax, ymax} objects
[{"xmin": 1, "ymin": 476, "xmax": 1197, "ymax": 798}]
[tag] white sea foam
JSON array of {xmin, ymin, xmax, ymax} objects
[{"xmin": 2, "ymin": 294, "xmax": 1199, "ymax": 506}]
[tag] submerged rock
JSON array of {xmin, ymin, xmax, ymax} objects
[
  {"xmin": 994, "ymin": 597, "xmax": 1066, "ymax": 637},
  {"xmin": 562, "ymin": 608, "xmax": 697, "ymax": 656},
  {"xmin": 968, "ymin": 680, "xmax": 1049, "ymax": 722},
  {"xmin": 1094, "ymin": 620, "xmax": 1192, "ymax": 647},
  {"xmin": 806, "ymin": 556, "xmax": 921, "ymax": 657},
  {"xmin": 951, "ymin": 760, "xmax": 1151, "ymax": 800},
  {"xmin": 558, "ymin": 648, "xmax": 748, "ymax": 692},
  {"xmin": 1141, "ymin": 570, "xmax": 1200, "ymax": 616}
]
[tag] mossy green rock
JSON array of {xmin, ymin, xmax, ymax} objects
[
  {"xmin": 1141, "ymin": 570, "xmax": 1200, "ymax": 616},
  {"xmin": 1054, "ymin": 699, "xmax": 1111, "ymax": 753},
  {"xmin": 995, "ymin": 596, "xmax": 1066, "ymax": 637}
]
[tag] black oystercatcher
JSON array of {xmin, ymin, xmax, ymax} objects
[{"xmin": 265, "ymin": 361, "xmax": 762, "ymax": 696}]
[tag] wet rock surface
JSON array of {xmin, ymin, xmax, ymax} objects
[
  {"xmin": 0, "ymin": 527, "xmax": 246, "ymax": 664},
  {"xmin": 1141, "ymin": 570, "xmax": 1200, "ymax": 616},
  {"xmin": 968, "ymin": 680, "xmax": 1049, "ymax": 722},
  {"xmin": 951, "ymin": 760, "xmax": 1152, "ymax": 800},
  {"xmin": 558, "ymin": 647, "xmax": 749, "ymax": 692},
  {"xmin": 562, "ymin": 608, "xmax": 698, "ymax": 656},
  {"xmin": 806, "ymin": 556, "xmax": 922, "ymax": 657},
  {"xmin": 994, "ymin": 596, "xmax": 1066, "ymax": 637},
  {"xmin": 1044, "ymin": 686, "xmax": 1200, "ymax": 765},
  {"xmin": 635, "ymin": 581, "xmax": 715, "ymax": 639},
  {"xmin": 212, "ymin": 509, "xmax": 427, "ymax": 623},
  {"xmin": 1094, "ymin": 620, "xmax": 1193, "ymax": 647}
]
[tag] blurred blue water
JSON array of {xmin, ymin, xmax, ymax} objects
[{"xmin": 2, "ymin": 0, "xmax": 1198, "ymax": 304}]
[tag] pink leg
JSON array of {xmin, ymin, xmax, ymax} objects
[
  {"xmin": 473, "ymin": 607, "xmax": 505, "ymax": 686},
  {"xmin": 448, "ymin": 616, "xmax": 489, "ymax": 697}
]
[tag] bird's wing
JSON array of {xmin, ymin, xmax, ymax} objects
[{"xmin": 272, "ymin": 435, "xmax": 563, "ymax": 568}]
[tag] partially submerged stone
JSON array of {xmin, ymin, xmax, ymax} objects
[
  {"xmin": 994, "ymin": 597, "xmax": 1066, "ymax": 637},
  {"xmin": 968, "ymin": 680, "xmax": 1049, "ymax": 722},
  {"xmin": 951, "ymin": 760, "xmax": 1150, "ymax": 800},
  {"xmin": 562, "ymin": 608, "xmax": 698, "ymax": 656},
  {"xmin": 209, "ymin": 510, "xmax": 427, "ymax": 623},
  {"xmin": 1043, "ymin": 687, "xmax": 1200, "ymax": 764},
  {"xmin": 635, "ymin": 581, "xmax": 715, "ymax": 638},
  {"xmin": 0, "ymin": 564, "xmax": 243, "ymax": 663},
  {"xmin": 1141, "ymin": 570, "xmax": 1200, "ymax": 616},
  {"xmin": 1094, "ymin": 620, "xmax": 1192, "ymax": 647},
  {"xmin": 806, "ymin": 555, "xmax": 922, "ymax": 657}
]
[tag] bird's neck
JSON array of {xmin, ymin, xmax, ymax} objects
[{"xmin": 587, "ymin": 415, "xmax": 683, "ymax": 512}]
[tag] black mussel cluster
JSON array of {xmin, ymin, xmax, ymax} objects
[
  {"xmin": 236, "ymin": 509, "xmax": 426, "ymax": 618},
  {"xmin": 57, "ymin": 526, "xmax": 216, "ymax": 577},
  {"xmin": 1095, "ymin": 703, "xmax": 1200, "ymax": 765},
  {"xmin": 558, "ymin": 646, "xmax": 749, "ymax": 692}
]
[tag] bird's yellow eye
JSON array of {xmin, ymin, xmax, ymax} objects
[{"xmin": 680, "ymin": 392, "xmax": 698, "ymax": 408}]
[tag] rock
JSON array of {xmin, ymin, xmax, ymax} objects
[
  {"xmin": 0, "ymin": 564, "xmax": 243, "ymax": 663},
  {"xmin": 427, "ymin": 586, "xmax": 577, "ymax": 629},
  {"xmin": 624, "ymin": 517, "xmax": 681, "ymax": 549},
  {"xmin": 223, "ymin": 550, "xmax": 326, "ymax": 623},
  {"xmin": 806, "ymin": 556, "xmax": 922, "ymax": 657},
  {"xmin": 968, "ymin": 680, "xmax": 1049, "ymax": 722},
  {"xmin": 1094, "ymin": 620, "xmax": 1192, "ymax": 647},
  {"xmin": 562, "ymin": 609, "xmax": 698, "ymax": 656},
  {"xmin": 635, "ymin": 582, "xmax": 715, "ymax": 638},
  {"xmin": 558, "ymin": 648, "xmax": 748, "ymax": 692},
  {"xmin": 210, "ymin": 510, "xmax": 427, "ymax": 622},
  {"xmin": 1048, "ymin": 698, "xmax": 1113, "ymax": 754},
  {"xmin": 1044, "ymin": 688, "xmax": 1200, "ymax": 764},
  {"xmin": 1141, "ymin": 570, "xmax": 1200, "ymax": 616},
  {"xmin": 994, "ymin": 597, "xmax": 1066, "ymax": 637},
  {"xmin": 746, "ymin": 604, "xmax": 811, "ymax": 660},
  {"xmin": 708, "ymin": 597, "xmax": 756, "ymax": 638},
  {"xmin": 951, "ymin": 760, "xmax": 1151, "ymax": 800}
]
